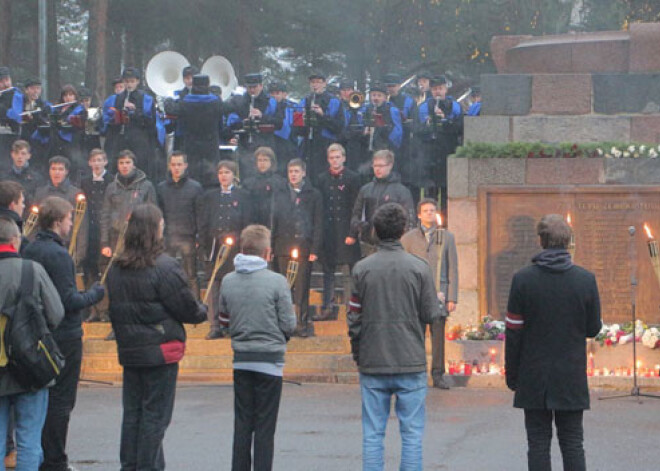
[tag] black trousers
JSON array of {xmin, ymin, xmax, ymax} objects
[
  {"xmin": 275, "ymin": 255, "xmax": 312, "ymax": 332},
  {"xmin": 40, "ymin": 337, "xmax": 83, "ymax": 471},
  {"xmin": 321, "ymin": 259, "xmax": 354, "ymax": 309},
  {"xmin": 165, "ymin": 237, "xmax": 198, "ymax": 298},
  {"xmin": 429, "ymin": 316, "xmax": 447, "ymax": 377},
  {"xmin": 120, "ymin": 363, "xmax": 178, "ymax": 471},
  {"xmin": 524, "ymin": 409, "xmax": 586, "ymax": 471},
  {"xmin": 232, "ymin": 369, "xmax": 283, "ymax": 471}
]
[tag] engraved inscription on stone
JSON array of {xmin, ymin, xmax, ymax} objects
[{"xmin": 480, "ymin": 187, "xmax": 660, "ymax": 324}]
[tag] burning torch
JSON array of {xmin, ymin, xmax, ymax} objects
[
  {"xmin": 100, "ymin": 218, "xmax": 131, "ymax": 285},
  {"xmin": 566, "ymin": 213, "xmax": 575, "ymax": 259},
  {"xmin": 286, "ymin": 248, "xmax": 300, "ymax": 288},
  {"xmin": 23, "ymin": 205, "xmax": 39, "ymax": 237},
  {"xmin": 644, "ymin": 223, "xmax": 660, "ymax": 286},
  {"xmin": 435, "ymin": 213, "xmax": 445, "ymax": 293},
  {"xmin": 203, "ymin": 236, "xmax": 234, "ymax": 304},
  {"xmin": 68, "ymin": 194, "xmax": 87, "ymax": 257}
]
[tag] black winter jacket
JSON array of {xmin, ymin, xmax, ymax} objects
[
  {"xmin": 34, "ymin": 179, "xmax": 88, "ymax": 263},
  {"xmin": 107, "ymin": 253, "xmax": 207, "ymax": 367},
  {"xmin": 349, "ymin": 172, "xmax": 414, "ymax": 244},
  {"xmin": 100, "ymin": 169, "xmax": 156, "ymax": 247},
  {"xmin": 505, "ymin": 250, "xmax": 602, "ymax": 410},
  {"xmin": 23, "ymin": 230, "xmax": 104, "ymax": 341},
  {"xmin": 157, "ymin": 174, "xmax": 203, "ymax": 241}
]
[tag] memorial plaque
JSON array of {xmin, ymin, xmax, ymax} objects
[{"xmin": 479, "ymin": 186, "xmax": 660, "ymax": 324}]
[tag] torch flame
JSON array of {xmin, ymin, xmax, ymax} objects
[
  {"xmin": 76, "ymin": 193, "xmax": 86, "ymax": 202},
  {"xmin": 30, "ymin": 206, "xmax": 39, "ymax": 214},
  {"xmin": 489, "ymin": 348, "xmax": 496, "ymax": 356},
  {"xmin": 636, "ymin": 360, "xmax": 643, "ymax": 369},
  {"xmin": 225, "ymin": 237, "xmax": 234, "ymax": 246},
  {"xmin": 566, "ymin": 213, "xmax": 572, "ymax": 225},
  {"xmin": 291, "ymin": 248, "xmax": 299, "ymax": 259},
  {"xmin": 436, "ymin": 213, "xmax": 442, "ymax": 227},
  {"xmin": 644, "ymin": 223, "xmax": 654, "ymax": 240}
]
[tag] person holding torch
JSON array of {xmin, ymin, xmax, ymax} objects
[
  {"xmin": 272, "ymin": 159, "xmax": 323, "ymax": 337},
  {"xmin": 196, "ymin": 160, "xmax": 252, "ymax": 340},
  {"xmin": 401, "ymin": 198, "xmax": 458, "ymax": 389}
]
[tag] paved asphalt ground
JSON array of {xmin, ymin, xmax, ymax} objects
[{"xmin": 66, "ymin": 382, "xmax": 660, "ymax": 470}]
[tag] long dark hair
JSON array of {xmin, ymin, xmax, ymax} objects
[{"xmin": 116, "ymin": 204, "xmax": 164, "ymax": 269}]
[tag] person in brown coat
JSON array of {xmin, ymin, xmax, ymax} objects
[{"xmin": 401, "ymin": 198, "xmax": 458, "ymax": 389}]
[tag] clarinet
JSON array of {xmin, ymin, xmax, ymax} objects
[
  {"xmin": 248, "ymin": 94, "xmax": 256, "ymax": 144},
  {"xmin": 308, "ymin": 93, "xmax": 316, "ymax": 141}
]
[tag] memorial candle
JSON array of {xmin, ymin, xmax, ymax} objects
[{"xmin": 643, "ymin": 223, "xmax": 660, "ymax": 286}]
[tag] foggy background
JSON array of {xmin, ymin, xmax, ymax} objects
[{"xmin": 0, "ymin": 0, "xmax": 658, "ymax": 102}]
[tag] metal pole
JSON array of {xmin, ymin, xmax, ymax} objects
[{"xmin": 38, "ymin": 0, "xmax": 47, "ymax": 100}]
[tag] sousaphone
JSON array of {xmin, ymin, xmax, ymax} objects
[
  {"xmin": 145, "ymin": 51, "xmax": 190, "ymax": 97},
  {"xmin": 201, "ymin": 55, "xmax": 238, "ymax": 100}
]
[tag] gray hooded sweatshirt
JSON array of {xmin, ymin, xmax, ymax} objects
[{"xmin": 219, "ymin": 254, "xmax": 296, "ymax": 376}]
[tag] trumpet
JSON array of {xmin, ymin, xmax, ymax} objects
[
  {"xmin": 24, "ymin": 206, "xmax": 39, "ymax": 237},
  {"xmin": 203, "ymin": 236, "xmax": 234, "ymax": 304},
  {"xmin": 68, "ymin": 194, "xmax": 87, "ymax": 257},
  {"xmin": 348, "ymin": 91, "xmax": 364, "ymax": 110}
]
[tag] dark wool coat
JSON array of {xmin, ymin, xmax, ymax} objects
[
  {"xmin": 505, "ymin": 253, "xmax": 602, "ymax": 411},
  {"xmin": 316, "ymin": 168, "xmax": 361, "ymax": 265},
  {"xmin": 242, "ymin": 171, "xmax": 287, "ymax": 229},
  {"xmin": 271, "ymin": 181, "xmax": 323, "ymax": 257},
  {"xmin": 196, "ymin": 186, "xmax": 252, "ymax": 260}
]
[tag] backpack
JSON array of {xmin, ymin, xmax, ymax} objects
[{"xmin": 0, "ymin": 260, "xmax": 64, "ymax": 390}]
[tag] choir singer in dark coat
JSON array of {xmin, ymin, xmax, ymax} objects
[
  {"xmin": 315, "ymin": 143, "xmax": 360, "ymax": 321},
  {"xmin": 505, "ymin": 214, "xmax": 602, "ymax": 471}
]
